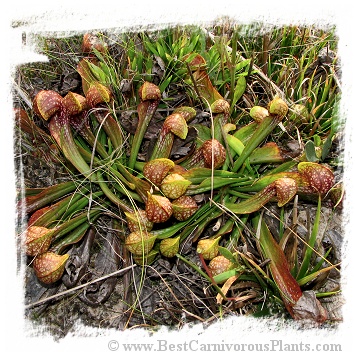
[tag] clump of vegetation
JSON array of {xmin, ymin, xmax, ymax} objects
[{"xmin": 14, "ymin": 23, "xmax": 343, "ymax": 334}]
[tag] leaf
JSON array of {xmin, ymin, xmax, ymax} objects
[
  {"xmin": 230, "ymin": 76, "xmax": 246, "ymax": 110},
  {"xmin": 305, "ymin": 140, "xmax": 318, "ymax": 162},
  {"xmin": 216, "ymin": 275, "xmax": 238, "ymax": 304},
  {"xmin": 218, "ymin": 246, "xmax": 238, "ymax": 264},
  {"xmin": 234, "ymin": 59, "xmax": 251, "ymax": 72},
  {"xmin": 255, "ymin": 216, "xmax": 302, "ymax": 317},
  {"xmin": 191, "ymin": 124, "xmax": 212, "ymax": 146}
]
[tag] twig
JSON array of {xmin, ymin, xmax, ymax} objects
[{"xmin": 25, "ymin": 264, "xmax": 136, "ymax": 309}]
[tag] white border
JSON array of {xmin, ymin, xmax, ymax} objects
[{"xmin": 2, "ymin": 1, "xmax": 354, "ymax": 355}]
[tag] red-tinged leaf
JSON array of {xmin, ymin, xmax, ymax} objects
[
  {"xmin": 14, "ymin": 108, "xmax": 51, "ymax": 140},
  {"xmin": 27, "ymin": 206, "xmax": 53, "ymax": 227},
  {"xmin": 257, "ymin": 218, "xmax": 302, "ymax": 317},
  {"xmin": 249, "ymin": 142, "xmax": 288, "ymax": 165},
  {"xmin": 185, "ymin": 53, "xmax": 223, "ymax": 106},
  {"xmin": 48, "ymin": 111, "xmax": 94, "ymax": 178},
  {"xmin": 128, "ymin": 83, "xmax": 161, "ymax": 169},
  {"xmin": 93, "ymin": 111, "xmax": 123, "ymax": 150},
  {"xmin": 23, "ymin": 181, "xmax": 77, "ymax": 214}
]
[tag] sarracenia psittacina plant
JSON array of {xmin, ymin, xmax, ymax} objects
[
  {"xmin": 160, "ymin": 173, "xmax": 192, "ymax": 199},
  {"xmin": 208, "ymin": 255, "xmax": 236, "ymax": 277},
  {"xmin": 237, "ymin": 162, "xmax": 335, "ymax": 199},
  {"xmin": 184, "ymin": 53, "xmax": 224, "ymax": 105},
  {"xmin": 125, "ymin": 209, "xmax": 154, "ymax": 233},
  {"xmin": 225, "ymin": 177, "xmax": 298, "ymax": 215},
  {"xmin": 159, "ymin": 236, "xmax": 180, "ymax": 258},
  {"xmin": 33, "ymin": 90, "xmax": 96, "ymax": 180},
  {"xmin": 197, "ymin": 236, "xmax": 222, "ymax": 260},
  {"xmin": 27, "ymin": 189, "xmax": 103, "ymax": 229},
  {"xmin": 232, "ymin": 97, "xmax": 288, "ymax": 172},
  {"xmin": 149, "ymin": 112, "xmax": 189, "ymax": 160},
  {"xmin": 128, "ymin": 82, "xmax": 161, "ymax": 169},
  {"xmin": 81, "ymin": 32, "xmax": 108, "ymax": 55},
  {"xmin": 180, "ymin": 139, "xmax": 227, "ymax": 170},
  {"xmin": 25, "ymin": 207, "xmax": 102, "ymax": 256},
  {"xmin": 85, "ymin": 81, "xmax": 124, "ymax": 151},
  {"xmin": 210, "ymin": 99, "xmax": 231, "ymax": 144},
  {"xmin": 77, "ymin": 53, "xmax": 125, "ymax": 152},
  {"xmin": 149, "ymin": 106, "xmax": 196, "ymax": 161},
  {"xmin": 23, "ymin": 181, "xmax": 78, "ymax": 214}
]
